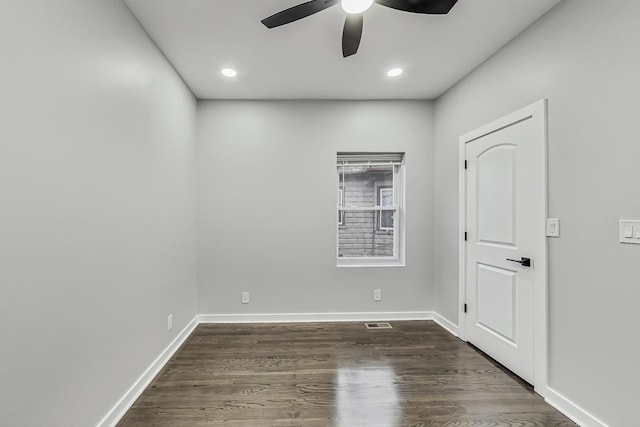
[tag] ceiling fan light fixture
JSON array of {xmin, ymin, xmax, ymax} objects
[
  {"xmin": 261, "ymin": 0, "xmax": 458, "ymax": 57},
  {"xmin": 221, "ymin": 68, "xmax": 237, "ymax": 78},
  {"xmin": 387, "ymin": 68, "xmax": 403, "ymax": 77},
  {"xmin": 341, "ymin": 0, "xmax": 374, "ymax": 15}
]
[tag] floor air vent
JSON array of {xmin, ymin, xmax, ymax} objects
[{"xmin": 365, "ymin": 322, "xmax": 392, "ymax": 329}]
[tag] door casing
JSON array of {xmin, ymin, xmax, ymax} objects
[{"xmin": 458, "ymin": 99, "xmax": 548, "ymax": 395}]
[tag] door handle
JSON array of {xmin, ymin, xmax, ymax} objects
[{"xmin": 506, "ymin": 257, "xmax": 531, "ymax": 267}]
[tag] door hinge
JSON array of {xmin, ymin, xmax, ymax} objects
[
  {"xmin": 464, "ymin": 160, "xmax": 468, "ymax": 170},
  {"xmin": 464, "ymin": 303, "xmax": 468, "ymax": 313},
  {"xmin": 464, "ymin": 232, "xmax": 468, "ymax": 241}
]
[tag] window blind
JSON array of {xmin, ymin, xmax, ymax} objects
[{"xmin": 337, "ymin": 152, "xmax": 404, "ymax": 164}]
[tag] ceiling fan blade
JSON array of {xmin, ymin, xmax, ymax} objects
[
  {"xmin": 262, "ymin": 0, "xmax": 339, "ymax": 28},
  {"xmin": 375, "ymin": 0, "xmax": 458, "ymax": 14},
  {"xmin": 342, "ymin": 14, "xmax": 364, "ymax": 57}
]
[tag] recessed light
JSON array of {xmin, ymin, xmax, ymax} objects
[
  {"xmin": 221, "ymin": 68, "xmax": 237, "ymax": 78},
  {"xmin": 342, "ymin": 0, "xmax": 374, "ymax": 14},
  {"xmin": 387, "ymin": 68, "xmax": 403, "ymax": 78}
]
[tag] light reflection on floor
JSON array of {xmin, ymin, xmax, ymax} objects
[{"xmin": 335, "ymin": 365, "xmax": 400, "ymax": 427}]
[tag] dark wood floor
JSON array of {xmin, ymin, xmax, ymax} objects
[{"xmin": 118, "ymin": 321, "xmax": 575, "ymax": 426}]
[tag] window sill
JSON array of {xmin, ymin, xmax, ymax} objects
[{"xmin": 336, "ymin": 258, "xmax": 405, "ymax": 268}]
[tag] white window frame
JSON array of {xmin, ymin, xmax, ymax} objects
[{"xmin": 336, "ymin": 156, "xmax": 405, "ymax": 268}]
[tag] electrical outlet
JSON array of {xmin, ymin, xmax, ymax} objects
[
  {"xmin": 167, "ymin": 314, "xmax": 173, "ymax": 331},
  {"xmin": 374, "ymin": 290, "xmax": 382, "ymax": 301},
  {"xmin": 241, "ymin": 292, "xmax": 250, "ymax": 304}
]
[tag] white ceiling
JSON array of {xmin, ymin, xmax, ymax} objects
[{"xmin": 124, "ymin": 0, "xmax": 561, "ymax": 100}]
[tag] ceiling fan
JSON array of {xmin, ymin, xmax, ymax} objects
[{"xmin": 261, "ymin": 0, "xmax": 459, "ymax": 57}]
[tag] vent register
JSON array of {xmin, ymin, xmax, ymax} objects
[{"xmin": 365, "ymin": 322, "xmax": 393, "ymax": 329}]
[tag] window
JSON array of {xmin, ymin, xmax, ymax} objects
[{"xmin": 336, "ymin": 152, "xmax": 405, "ymax": 267}]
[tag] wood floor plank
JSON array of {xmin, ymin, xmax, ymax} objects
[{"xmin": 117, "ymin": 321, "xmax": 575, "ymax": 426}]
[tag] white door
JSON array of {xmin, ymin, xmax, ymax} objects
[{"xmin": 464, "ymin": 105, "xmax": 546, "ymax": 384}]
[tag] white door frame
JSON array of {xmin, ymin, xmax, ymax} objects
[{"xmin": 458, "ymin": 99, "xmax": 549, "ymax": 395}]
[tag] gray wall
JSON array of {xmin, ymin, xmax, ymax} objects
[
  {"xmin": 197, "ymin": 101, "xmax": 434, "ymax": 314},
  {"xmin": 433, "ymin": 1, "xmax": 640, "ymax": 425},
  {"xmin": 0, "ymin": 1, "xmax": 198, "ymax": 426}
]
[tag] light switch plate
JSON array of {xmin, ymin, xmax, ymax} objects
[
  {"xmin": 619, "ymin": 220, "xmax": 640, "ymax": 244},
  {"xmin": 546, "ymin": 219, "xmax": 560, "ymax": 237}
]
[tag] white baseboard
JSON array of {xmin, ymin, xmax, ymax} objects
[
  {"xmin": 544, "ymin": 387, "xmax": 609, "ymax": 427},
  {"xmin": 96, "ymin": 315, "xmax": 199, "ymax": 427},
  {"xmin": 198, "ymin": 311, "xmax": 434, "ymax": 323},
  {"xmin": 432, "ymin": 312, "xmax": 459, "ymax": 337}
]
